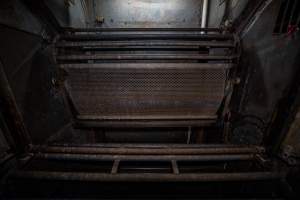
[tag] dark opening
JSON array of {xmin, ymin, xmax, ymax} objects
[{"xmin": 274, "ymin": 0, "xmax": 300, "ymax": 34}]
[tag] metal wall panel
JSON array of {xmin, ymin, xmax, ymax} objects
[
  {"xmin": 94, "ymin": 0, "xmax": 203, "ymax": 28},
  {"xmin": 64, "ymin": 63, "xmax": 227, "ymax": 120}
]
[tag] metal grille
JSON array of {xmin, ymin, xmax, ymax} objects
[
  {"xmin": 64, "ymin": 63, "xmax": 227, "ymax": 120},
  {"xmin": 56, "ymin": 28, "xmax": 238, "ymax": 124}
]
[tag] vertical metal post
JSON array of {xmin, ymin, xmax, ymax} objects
[
  {"xmin": 171, "ymin": 160, "xmax": 179, "ymax": 174},
  {"xmin": 201, "ymin": 0, "xmax": 209, "ymax": 31},
  {"xmin": 187, "ymin": 126, "xmax": 192, "ymax": 144},
  {"xmin": 111, "ymin": 160, "xmax": 120, "ymax": 174}
]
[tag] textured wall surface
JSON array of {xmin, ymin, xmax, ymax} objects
[
  {"xmin": 238, "ymin": 0, "xmax": 300, "ymax": 121},
  {"xmin": 0, "ymin": 0, "xmax": 72, "ymax": 144},
  {"xmin": 0, "ymin": 0, "xmax": 43, "ymax": 34}
]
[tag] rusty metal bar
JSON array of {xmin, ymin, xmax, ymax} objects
[
  {"xmin": 68, "ymin": 46, "xmax": 211, "ymax": 50},
  {"xmin": 0, "ymin": 61, "xmax": 31, "ymax": 153},
  {"xmin": 111, "ymin": 160, "xmax": 120, "ymax": 174},
  {"xmin": 77, "ymin": 114, "xmax": 218, "ymax": 121},
  {"xmin": 171, "ymin": 160, "xmax": 180, "ymax": 174},
  {"xmin": 62, "ymin": 63, "xmax": 232, "ymax": 70},
  {"xmin": 34, "ymin": 153, "xmax": 255, "ymax": 162},
  {"xmin": 56, "ymin": 41, "xmax": 235, "ymax": 48},
  {"xmin": 60, "ymin": 33, "xmax": 233, "ymax": 41},
  {"xmin": 57, "ymin": 54, "xmax": 236, "ymax": 61},
  {"xmin": 12, "ymin": 170, "xmax": 284, "ymax": 182},
  {"xmin": 31, "ymin": 145, "xmax": 264, "ymax": 155},
  {"xmin": 75, "ymin": 119, "xmax": 216, "ymax": 128},
  {"xmin": 46, "ymin": 143, "xmax": 256, "ymax": 148},
  {"xmin": 63, "ymin": 27, "xmax": 222, "ymax": 33}
]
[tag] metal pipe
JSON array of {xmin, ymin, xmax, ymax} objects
[
  {"xmin": 31, "ymin": 145, "xmax": 265, "ymax": 155},
  {"xmin": 201, "ymin": 0, "xmax": 209, "ymax": 29},
  {"xmin": 12, "ymin": 170, "xmax": 284, "ymax": 182},
  {"xmin": 57, "ymin": 54, "xmax": 236, "ymax": 61},
  {"xmin": 56, "ymin": 41, "xmax": 235, "ymax": 48},
  {"xmin": 45, "ymin": 143, "xmax": 263, "ymax": 149},
  {"xmin": 63, "ymin": 27, "xmax": 222, "ymax": 32},
  {"xmin": 35, "ymin": 153, "xmax": 255, "ymax": 162},
  {"xmin": 60, "ymin": 33, "xmax": 233, "ymax": 41},
  {"xmin": 74, "ymin": 119, "xmax": 216, "ymax": 128},
  {"xmin": 77, "ymin": 114, "xmax": 218, "ymax": 120}
]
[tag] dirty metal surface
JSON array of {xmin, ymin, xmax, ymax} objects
[
  {"xmin": 94, "ymin": 0, "xmax": 203, "ymax": 28},
  {"xmin": 63, "ymin": 63, "xmax": 228, "ymax": 120},
  {"xmin": 56, "ymin": 29, "xmax": 238, "ymax": 124},
  {"xmin": 11, "ymin": 144, "xmax": 280, "ymax": 182}
]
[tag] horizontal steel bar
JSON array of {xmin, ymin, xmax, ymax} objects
[
  {"xmin": 34, "ymin": 153, "xmax": 255, "ymax": 162},
  {"xmin": 56, "ymin": 41, "xmax": 235, "ymax": 48},
  {"xmin": 57, "ymin": 54, "xmax": 236, "ymax": 61},
  {"xmin": 46, "ymin": 143, "xmax": 263, "ymax": 149},
  {"xmin": 60, "ymin": 34, "xmax": 233, "ymax": 41},
  {"xmin": 62, "ymin": 46, "xmax": 210, "ymax": 51},
  {"xmin": 77, "ymin": 114, "xmax": 218, "ymax": 121},
  {"xmin": 63, "ymin": 27, "xmax": 223, "ymax": 33},
  {"xmin": 12, "ymin": 171, "xmax": 284, "ymax": 182},
  {"xmin": 75, "ymin": 119, "xmax": 216, "ymax": 128},
  {"xmin": 61, "ymin": 63, "xmax": 232, "ymax": 70},
  {"xmin": 31, "ymin": 145, "xmax": 265, "ymax": 155}
]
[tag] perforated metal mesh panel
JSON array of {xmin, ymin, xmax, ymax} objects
[{"xmin": 63, "ymin": 63, "xmax": 228, "ymax": 120}]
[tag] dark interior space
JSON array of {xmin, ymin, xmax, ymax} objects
[{"xmin": 0, "ymin": 0, "xmax": 300, "ymax": 199}]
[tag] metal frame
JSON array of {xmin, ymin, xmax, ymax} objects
[
  {"xmin": 8, "ymin": 144, "xmax": 285, "ymax": 183},
  {"xmin": 0, "ymin": 2, "xmax": 296, "ymax": 198},
  {"xmin": 56, "ymin": 28, "xmax": 239, "ymax": 127}
]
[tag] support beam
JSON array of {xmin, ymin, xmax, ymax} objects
[
  {"xmin": 201, "ymin": 0, "xmax": 209, "ymax": 29},
  {"xmin": 171, "ymin": 160, "xmax": 180, "ymax": 174},
  {"xmin": 111, "ymin": 160, "xmax": 120, "ymax": 174},
  {"xmin": 31, "ymin": 145, "xmax": 265, "ymax": 155},
  {"xmin": 34, "ymin": 153, "xmax": 256, "ymax": 162},
  {"xmin": 12, "ymin": 170, "xmax": 284, "ymax": 182}
]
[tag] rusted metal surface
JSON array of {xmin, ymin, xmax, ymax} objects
[
  {"xmin": 62, "ymin": 63, "xmax": 232, "ymax": 70},
  {"xmin": 93, "ymin": 0, "xmax": 203, "ymax": 28},
  {"xmin": 34, "ymin": 153, "xmax": 255, "ymax": 162},
  {"xmin": 75, "ymin": 119, "xmax": 216, "ymax": 128},
  {"xmin": 47, "ymin": 143, "xmax": 257, "ymax": 148},
  {"xmin": 12, "ymin": 170, "xmax": 284, "ymax": 182},
  {"xmin": 60, "ymin": 33, "xmax": 234, "ymax": 40},
  {"xmin": 63, "ymin": 27, "xmax": 222, "ymax": 32},
  {"xmin": 31, "ymin": 145, "xmax": 265, "ymax": 155},
  {"xmin": 56, "ymin": 29, "xmax": 238, "ymax": 125},
  {"xmin": 62, "ymin": 63, "xmax": 228, "ymax": 121},
  {"xmin": 57, "ymin": 40, "xmax": 235, "ymax": 48},
  {"xmin": 57, "ymin": 54, "xmax": 236, "ymax": 61}
]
